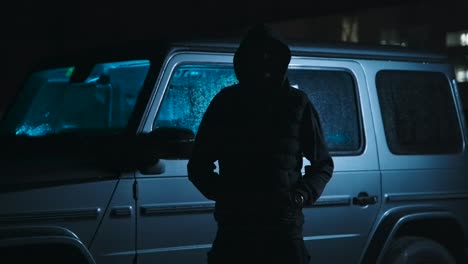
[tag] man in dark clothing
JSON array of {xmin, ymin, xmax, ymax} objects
[{"xmin": 187, "ymin": 24, "xmax": 334, "ymax": 264}]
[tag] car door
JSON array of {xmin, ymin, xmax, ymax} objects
[
  {"xmin": 287, "ymin": 57, "xmax": 381, "ymax": 263},
  {"xmin": 135, "ymin": 53, "xmax": 234, "ymax": 264},
  {"xmin": 136, "ymin": 52, "xmax": 381, "ymax": 264}
]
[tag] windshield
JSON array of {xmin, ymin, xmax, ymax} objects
[{"xmin": 1, "ymin": 60, "xmax": 150, "ymax": 136}]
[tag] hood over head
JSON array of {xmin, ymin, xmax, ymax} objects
[{"xmin": 233, "ymin": 24, "xmax": 291, "ymax": 92}]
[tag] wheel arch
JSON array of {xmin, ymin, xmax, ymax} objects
[
  {"xmin": 0, "ymin": 225, "xmax": 95, "ymax": 264},
  {"xmin": 360, "ymin": 205, "xmax": 465, "ymax": 264}
]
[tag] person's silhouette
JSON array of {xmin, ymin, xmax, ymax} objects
[{"xmin": 187, "ymin": 24, "xmax": 334, "ymax": 264}]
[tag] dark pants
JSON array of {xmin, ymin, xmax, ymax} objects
[{"xmin": 207, "ymin": 225, "xmax": 311, "ymax": 264}]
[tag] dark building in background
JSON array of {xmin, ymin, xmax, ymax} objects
[
  {"xmin": 270, "ymin": 1, "xmax": 468, "ymax": 113},
  {"xmin": 2, "ymin": 1, "xmax": 467, "ymax": 119}
]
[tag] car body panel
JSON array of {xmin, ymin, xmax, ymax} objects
[
  {"xmin": 134, "ymin": 51, "xmax": 382, "ymax": 263},
  {"xmin": 1, "ymin": 41, "xmax": 467, "ymax": 264}
]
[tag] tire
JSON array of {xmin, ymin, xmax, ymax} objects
[{"xmin": 381, "ymin": 236, "xmax": 456, "ymax": 264}]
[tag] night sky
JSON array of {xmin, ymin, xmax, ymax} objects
[{"xmin": 0, "ymin": 0, "xmax": 460, "ymax": 114}]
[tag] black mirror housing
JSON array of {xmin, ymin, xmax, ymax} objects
[{"xmin": 145, "ymin": 127, "xmax": 195, "ymax": 160}]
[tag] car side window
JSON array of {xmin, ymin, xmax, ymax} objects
[
  {"xmin": 154, "ymin": 64, "xmax": 363, "ymax": 155},
  {"xmin": 288, "ymin": 69, "xmax": 362, "ymax": 154},
  {"xmin": 154, "ymin": 65, "xmax": 238, "ymax": 133},
  {"xmin": 376, "ymin": 70, "xmax": 463, "ymax": 154}
]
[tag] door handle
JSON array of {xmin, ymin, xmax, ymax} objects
[{"xmin": 352, "ymin": 192, "xmax": 378, "ymax": 206}]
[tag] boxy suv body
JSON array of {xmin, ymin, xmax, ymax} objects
[{"xmin": 0, "ymin": 41, "xmax": 467, "ymax": 264}]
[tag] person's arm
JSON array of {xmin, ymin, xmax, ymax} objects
[
  {"xmin": 187, "ymin": 95, "xmax": 221, "ymax": 201},
  {"xmin": 295, "ymin": 100, "xmax": 334, "ymax": 205}
]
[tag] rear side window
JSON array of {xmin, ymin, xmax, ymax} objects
[{"xmin": 376, "ymin": 70, "xmax": 463, "ymax": 154}]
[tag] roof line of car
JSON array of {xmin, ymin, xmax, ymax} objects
[
  {"xmin": 170, "ymin": 40, "xmax": 448, "ymax": 63},
  {"xmin": 29, "ymin": 39, "xmax": 448, "ymax": 72}
]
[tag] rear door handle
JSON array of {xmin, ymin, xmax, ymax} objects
[{"xmin": 352, "ymin": 192, "xmax": 378, "ymax": 206}]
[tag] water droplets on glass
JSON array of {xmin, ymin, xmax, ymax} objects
[{"xmin": 155, "ymin": 65, "xmax": 238, "ymax": 134}]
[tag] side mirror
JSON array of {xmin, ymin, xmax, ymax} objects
[
  {"xmin": 114, "ymin": 127, "xmax": 195, "ymax": 173},
  {"xmin": 117, "ymin": 127, "xmax": 195, "ymax": 174},
  {"xmin": 144, "ymin": 127, "xmax": 195, "ymax": 160}
]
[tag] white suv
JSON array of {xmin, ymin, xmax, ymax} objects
[{"xmin": 1, "ymin": 41, "xmax": 467, "ymax": 264}]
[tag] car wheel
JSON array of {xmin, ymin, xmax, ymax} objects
[{"xmin": 380, "ymin": 236, "xmax": 456, "ymax": 264}]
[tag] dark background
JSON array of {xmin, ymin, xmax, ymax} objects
[{"xmin": 2, "ymin": 0, "xmax": 468, "ymax": 116}]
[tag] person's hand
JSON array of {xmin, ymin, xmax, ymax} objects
[
  {"xmin": 289, "ymin": 191, "xmax": 305, "ymax": 209},
  {"xmin": 277, "ymin": 190, "xmax": 305, "ymax": 209}
]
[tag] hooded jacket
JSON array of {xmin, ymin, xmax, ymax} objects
[{"xmin": 187, "ymin": 25, "xmax": 334, "ymax": 227}]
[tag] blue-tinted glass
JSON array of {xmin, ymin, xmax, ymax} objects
[
  {"xmin": 1, "ymin": 60, "xmax": 150, "ymax": 136},
  {"xmin": 288, "ymin": 69, "xmax": 361, "ymax": 153},
  {"xmin": 155, "ymin": 65, "xmax": 361, "ymax": 153},
  {"xmin": 154, "ymin": 65, "xmax": 238, "ymax": 133}
]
